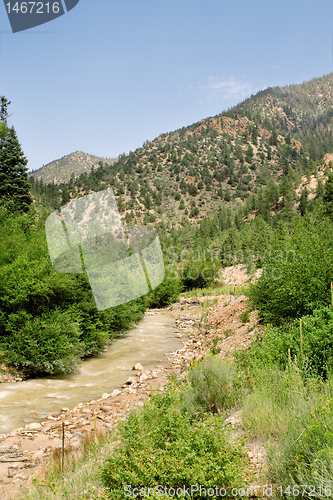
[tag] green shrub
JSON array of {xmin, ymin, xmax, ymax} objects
[
  {"xmin": 100, "ymin": 296, "xmax": 148, "ymax": 333},
  {"xmin": 239, "ymin": 307, "xmax": 333, "ymax": 379},
  {"xmin": 3, "ymin": 308, "xmax": 83, "ymax": 375},
  {"xmin": 102, "ymin": 389, "xmax": 249, "ymax": 499},
  {"xmin": 239, "ymin": 309, "xmax": 251, "ymax": 323},
  {"xmin": 180, "ymin": 356, "xmax": 237, "ymax": 415},
  {"xmin": 0, "ymin": 207, "xmax": 151, "ymax": 376},
  {"xmin": 249, "ymin": 215, "xmax": 333, "ymax": 324},
  {"xmin": 179, "ymin": 260, "xmax": 220, "ymax": 291},
  {"xmin": 189, "ymin": 207, "xmax": 199, "ymax": 218},
  {"xmin": 147, "ymin": 268, "xmax": 184, "ymax": 308},
  {"xmin": 210, "ymin": 337, "xmax": 221, "ymax": 355}
]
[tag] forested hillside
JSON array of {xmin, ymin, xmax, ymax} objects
[{"xmin": 30, "ymin": 73, "xmax": 333, "ymax": 230}]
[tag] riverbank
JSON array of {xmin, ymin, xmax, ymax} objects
[{"xmin": 0, "ymin": 294, "xmax": 263, "ymax": 499}]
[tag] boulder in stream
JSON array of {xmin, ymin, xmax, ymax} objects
[{"xmin": 132, "ymin": 363, "xmax": 143, "ymax": 371}]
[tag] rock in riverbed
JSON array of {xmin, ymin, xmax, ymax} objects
[{"xmin": 132, "ymin": 363, "xmax": 143, "ymax": 371}]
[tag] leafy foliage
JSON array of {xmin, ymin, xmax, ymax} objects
[
  {"xmin": 4, "ymin": 308, "xmax": 84, "ymax": 375},
  {"xmin": 102, "ymin": 388, "xmax": 248, "ymax": 499},
  {"xmin": 249, "ymin": 214, "xmax": 333, "ymax": 323},
  {"xmin": 147, "ymin": 267, "xmax": 183, "ymax": 308},
  {"xmin": 242, "ymin": 308, "xmax": 333, "ymax": 379}
]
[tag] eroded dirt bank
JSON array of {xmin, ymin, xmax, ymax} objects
[{"xmin": 0, "ymin": 294, "xmax": 264, "ymax": 499}]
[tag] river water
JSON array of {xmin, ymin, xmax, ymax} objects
[{"xmin": 0, "ymin": 312, "xmax": 182, "ymax": 434}]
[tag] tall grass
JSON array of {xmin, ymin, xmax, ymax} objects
[
  {"xmin": 240, "ymin": 362, "xmax": 333, "ymax": 498},
  {"xmin": 241, "ymin": 364, "xmax": 311, "ymax": 439},
  {"xmin": 267, "ymin": 377, "xmax": 333, "ymax": 498},
  {"xmin": 181, "ymin": 284, "xmax": 249, "ymax": 299},
  {"xmin": 180, "ymin": 356, "xmax": 237, "ymax": 415}
]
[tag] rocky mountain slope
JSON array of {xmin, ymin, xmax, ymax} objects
[{"xmin": 29, "ymin": 73, "xmax": 333, "ymax": 227}]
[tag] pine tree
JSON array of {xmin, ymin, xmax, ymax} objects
[
  {"xmin": 316, "ymin": 178, "xmax": 325, "ymax": 199},
  {"xmin": 265, "ymin": 177, "xmax": 279, "ymax": 208},
  {"xmin": 245, "ymin": 144, "xmax": 254, "ymax": 163},
  {"xmin": 0, "ymin": 97, "xmax": 10, "ymax": 149},
  {"xmin": 0, "ymin": 96, "xmax": 10, "ymax": 122},
  {"xmin": 0, "ymin": 126, "xmax": 32, "ymax": 212},
  {"xmin": 0, "ymin": 96, "xmax": 32, "ymax": 212},
  {"xmin": 299, "ymin": 188, "xmax": 308, "ymax": 216},
  {"xmin": 323, "ymin": 173, "xmax": 333, "ymax": 216}
]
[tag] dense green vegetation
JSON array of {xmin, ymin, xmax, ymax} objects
[
  {"xmin": 17, "ymin": 358, "xmax": 252, "ymax": 500},
  {"xmin": 0, "ymin": 204, "xmax": 144, "ymax": 376},
  {"xmin": 102, "ymin": 384, "xmax": 248, "ymax": 499},
  {"xmin": 0, "ymin": 93, "xmax": 184, "ymax": 376},
  {"xmin": 0, "ymin": 202, "xmax": 185, "ymax": 377},
  {"xmin": 15, "ymin": 355, "xmax": 333, "ymax": 500},
  {"xmin": 4, "ymin": 75, "xmax": 333, "ymax": 377}
]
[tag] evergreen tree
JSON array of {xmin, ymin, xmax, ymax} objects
[
  {"xmin": 0, "ymin": 96, "xmax": 10, "ymax": 122},
  {"xmin": 266, "ymin": 146, "xmax": 272, "ymax": 160},
  {"xmin": 283, "ymin": 159, "xmax": 290, "ymax": 175},
  {"xmin": 251, "ymin": 125, "xmax": 258, "ymax": 145},
  {"xmin": 265, "ymin": 177, "xmax": 279, "ymax": 208},
  {"xmin": 270, "ymin": 128, "xmax": 278, "ymax": 146},
  {"xmin": 245, "ymin": 144, "xmax": 254, "ymax": 163},
  {"xmin": 0, "ymin": 96, "xmax": 32, "ymax": 212},
  {"xmin": 0, "ymin": 126, "xmax": 32, "ymax": 212},
  {"xmin": 299, "ymin": 188, "xmax": 308, "ymax": 216},
  {"xmin": 280, "ymin": 172, "xmax": 297, "ymax": 220},
  {"xmin": 316, "ymin": 178, "xmax": 325, "ymax": 199},
  {"xmin": 0, "ymin": 121, "xmax": 9, "ymax": 148},
  {"xmin": 0, "ymin": 97, "xmax": 10, "ymax": 148}
]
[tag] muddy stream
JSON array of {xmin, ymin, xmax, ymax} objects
[{"xmin": 0, "ymin": 312, "xmax": 182, "ymax": 434}]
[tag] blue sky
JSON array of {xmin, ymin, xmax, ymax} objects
[{"xmin": 1, "ymin": 0, "xmax": 333, "ymax": 172}]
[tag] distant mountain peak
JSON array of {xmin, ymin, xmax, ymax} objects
[{"xmin": 29, "ymin": 151, "xmax": 116, "ymax": 184}]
